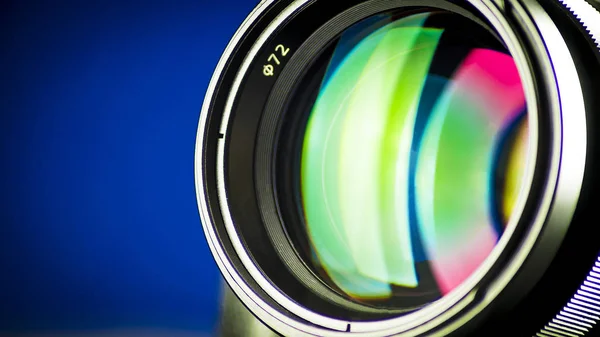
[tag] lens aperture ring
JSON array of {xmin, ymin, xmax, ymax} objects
[
  {"xmin": 559, "ymin": 0, "xmax": 600, "ymax": 51},
  {"xmin": 535, "ymin": 256, "xmax": 600, "ymax": 337},
  {"xmin": 532, "ymin": 2, "xmax": 600, "ymax": 336}
]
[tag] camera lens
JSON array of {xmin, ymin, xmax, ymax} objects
[
  {"xmin": 285, "ymin": 10, "xmax": 530, "ymax": 308},
  {"xmin": 196, "ymin": 0, "xmax": 600, "ymax": 336}
]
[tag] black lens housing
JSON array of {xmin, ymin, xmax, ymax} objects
[{"xmin": 195, "ymin": 0, "xmax": 600, "ymax": 336}]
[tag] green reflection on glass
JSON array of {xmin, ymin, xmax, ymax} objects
[{"xmin": 300, "ymin": 13, "xmax": 442, "ymax": 299}]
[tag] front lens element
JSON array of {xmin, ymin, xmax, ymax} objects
[{"xmin": 298, "ymin": 11, "xmax": 530, "ymax": 305}]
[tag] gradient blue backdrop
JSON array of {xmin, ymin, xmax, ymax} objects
[{"xmin": 1, "ymin": 0, "xmax": 256, "ymax": 335}]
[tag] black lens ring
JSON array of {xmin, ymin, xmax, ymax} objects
[
  {"xmin": 253, "ymin": 0, "xmax": 512, "ymax": 318},
  {"xmin": 196, "ymin": 0, "xmax": 590, "ymax": 334}
]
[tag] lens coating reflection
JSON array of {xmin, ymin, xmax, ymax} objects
[{"xmin": 298, "ymin": 11, "xmax": 530, "ymax": 305}]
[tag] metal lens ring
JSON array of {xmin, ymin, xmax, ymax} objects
[{"xmin": 195, "ymin": 0, "xmax": 598, "ymax": 336}]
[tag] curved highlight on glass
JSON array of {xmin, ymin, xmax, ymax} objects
[
  {"xmin": 299, "ymin": 11, "xmax": 530, "ymax": 303},
  {"xmin": 414, "ymin": 48, "xmax": 527, "ymax": 294}
]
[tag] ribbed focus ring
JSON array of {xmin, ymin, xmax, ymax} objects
[
  {"xmin": 559, "ymin": 0, "xmax": 600, "ymax": 50},
  {"xmin": 536, "ymin": 256, "xmax": 600, "ymax": 336},
  {"xmin": 532, "ymin": 2, "xmax": 600, "ymax": 335}
]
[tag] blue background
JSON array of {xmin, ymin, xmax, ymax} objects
[{"xmin": 1, "ymin": 0, "xmax": 256, "ymax": 336}]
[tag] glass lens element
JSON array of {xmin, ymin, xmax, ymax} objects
[{"xmin": 298, "ymin": 11, "xmax": 529, "ymax": 305}]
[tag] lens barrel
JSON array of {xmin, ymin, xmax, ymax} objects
[{"xmin": 195, "ymin": 0, "xmax": 600, "ymax": 336}]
